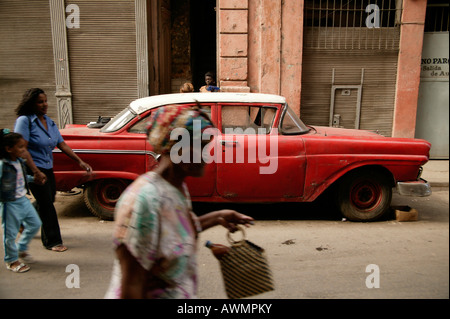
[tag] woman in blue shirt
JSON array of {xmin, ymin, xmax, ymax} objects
[{"xmin": 14, "ymin": 88, "xmax": 92, "ymax": 252}]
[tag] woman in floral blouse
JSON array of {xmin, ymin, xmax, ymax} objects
[{"xmin": 105, "ymin": 104, "xmax": 254, "ymax": 299}]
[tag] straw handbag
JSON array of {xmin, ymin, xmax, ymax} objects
[{"xmin": 211, "ymin": 227, "xmax": 274, "ymax": 299}]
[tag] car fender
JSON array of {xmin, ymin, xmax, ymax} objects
[
  {"xmin": 302, "ymin": 159, "xmax": 396, "ymax": 202},
  {"xmin": 54, "ymin": 170, "xmax": 139, "ymax": 191}
]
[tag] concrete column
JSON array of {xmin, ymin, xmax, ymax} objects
[
  {"xmin": 259, "ymin": 0, "xmax": 281, "ymax": 95},
  {"xmin": 392, "ymin": 0, "xmax": 427, "ymax": 138},
  {"xmin": 280, "ymin": 0, "xmax": 304, "ymax": 115},
  {"xmin": 218, "ymin": 0, "xmax": 250, "ymax": 92},
  {"xmin": 49, "ymin": 0, "xmax": 73, "ymax": 128},
  {"xmin": 247, "ymin": 0, "xmax": 304, "ymax": 115},
  {"xmin": 135, "ymin": 0, "xmax": 149, "ymax": 98}
]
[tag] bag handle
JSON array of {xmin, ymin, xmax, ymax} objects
[{"xmin": 226, "ymin": 226, "xmax": 246, "ymax": 245}]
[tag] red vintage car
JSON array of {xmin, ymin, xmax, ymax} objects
[{"xmin": 53, "ymin": 93, "xmax": 431, "ymax": 221}]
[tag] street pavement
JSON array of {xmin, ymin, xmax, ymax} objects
[
  {"xmin": 421, "ymin": 160, "xmax": 449, "ymax": 188},
  {"xmin": 0, "ymin": 160, "xmax": 447, "ymax": 301}
]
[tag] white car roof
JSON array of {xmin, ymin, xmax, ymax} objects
[{"xmin": 129, "ymin": 92, "xmax": 286, "ymax": 114}]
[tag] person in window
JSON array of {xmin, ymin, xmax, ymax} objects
[
  {"xmin": 199, "ymin": 71, "xmax": 220, "ymax": 92},
  {"xmin": 105, "ymin": 104, "xmax": 253, "ymax": 299},
  {"xmin": 14, "ymin": 88, "xmax": 92, "ymax": 252}
]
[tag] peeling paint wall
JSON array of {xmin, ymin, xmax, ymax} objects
[{"xmin": 218, "ymin": 0, "xmax": 303, "ymax": 114}]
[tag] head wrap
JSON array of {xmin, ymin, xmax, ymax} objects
[{"xmin": 147, "ymin": 104, "xmax": 214, "ymax": 154}]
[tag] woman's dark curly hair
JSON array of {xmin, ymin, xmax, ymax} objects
[{"xmin": 15, "ymin": 88, "xmax": 46, "ymax": 116}]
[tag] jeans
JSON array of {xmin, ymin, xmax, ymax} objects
[
  {"xmin": 27, "ymin": 167, "xmax": 63, "ymax": 249},
  {"xmin": 1, "ymin": 196, "xmax": 42, "ymax": 263}
]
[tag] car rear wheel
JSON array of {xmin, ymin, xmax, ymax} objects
[
  {"xmin": 337, "ymin": 169, "xmax": 392, "ymax": 222},
  {"xmin": 84, "ymin": 179, "xmax": 130, "ymax": 220}
]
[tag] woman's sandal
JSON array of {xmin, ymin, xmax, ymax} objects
[
  {"xmin": 6, "ymin": 262, "xmax": 30, "ymax": 273},
  {"xmin": 50, "ymin": 244, "xmax": 68, "ymax": 252}
]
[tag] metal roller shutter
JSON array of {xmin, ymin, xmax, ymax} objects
[
  {"xmin": 0, "ymin": 0, "xmax": 56, "ymax": 130},
  {"xmin": 65, "ymin": 0, "xmax": 138, "ymax": 124},
  {"xmin": 301, "ymin": 45, "xmax": 399, "ymax": 137},
  {"xmin": 301, "ymin": 1, "xmax": 402, "ymax": 137}
]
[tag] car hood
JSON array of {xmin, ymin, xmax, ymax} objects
[
  {"xmin": 60, "ymin": 125, "xmax": 106, "ymax": 138},
  {"xmin": 310, "ymin": 126, "xmax": 383, "ymax": 138}
]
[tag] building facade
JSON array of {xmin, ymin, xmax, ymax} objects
[
  {"xmin": 0, "ymin": 0, "xmax": 447, "ymax": 157},
  {"xmin": 415, "ymin": 1, "xmax": 449, "ymax": 158}
]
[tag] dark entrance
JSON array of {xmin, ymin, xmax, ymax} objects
[{"xmin": 190, "ymin": 0, "xmax": 217, "ymax": 91}]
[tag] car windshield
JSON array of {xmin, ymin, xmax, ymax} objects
[
  {"xmin": 280, "ymin": 104, "xmax": 310, "ymax": 135},
  {"xmin": 100, "ymin": 107, "xmax": 136, "ymax": 133}
]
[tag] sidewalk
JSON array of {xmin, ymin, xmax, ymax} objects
[{"xmin": 421, "ymin": 160, "xmax": 449, "ymax": 189}]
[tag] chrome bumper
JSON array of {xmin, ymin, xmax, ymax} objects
[{"xmin": 396, "ymin": 179, "xmax": 432, "ymax": 197}]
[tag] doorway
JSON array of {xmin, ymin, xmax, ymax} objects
[
  {"xmin": 150, "ymin": 0, "xmax": 217, "ymax": 94},
  {"xmin": 190, "ymin": 0, "xmax": 217, "ymax": 91}
]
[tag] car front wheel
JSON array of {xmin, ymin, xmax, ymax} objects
[
  {"xmin": 83, "ymin": 179, "xmax": 130, "ymax": 220},
  {"xmin": 337, "ymin": 169, "xmax": 392, "ymax": 222}
]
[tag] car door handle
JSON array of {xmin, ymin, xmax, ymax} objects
[{"xmin": 220, "ymin": 140, "xmax": 238, "ymax": 146}]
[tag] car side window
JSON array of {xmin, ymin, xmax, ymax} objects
[
  {"xmin": 221, "ymin": 106, "xmax": 276, "ymax": 134},
  {"xmin": 128, "ymin": 105, "xmax": 212, "ymax": 134},
  {"xmin": 279, "ymin": 104, "xmax": 310, "ymax": 135},
  {"xmin": 199, "ymin": 105, "xmax": 212, "ymax": 120},
  {"xmin": 128, "ymin": 113, "xmax": 152, "ymax": 134}
]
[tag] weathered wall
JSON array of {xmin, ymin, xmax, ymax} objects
[
  {"xmin": 393, "ymin": 0, "xmax": 428, "ymax": 138},
  {"xmin": 219, "ymin": 0, "xmax": 303, "ymax": 114}
]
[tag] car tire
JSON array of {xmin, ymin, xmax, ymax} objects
[
  {"xmin": 337, "ymin": 169, "xmax": 392, "ymax": 222},
  {"xmin": 84, "ymin": 179, "xmax": 130, "ymax": 220}
]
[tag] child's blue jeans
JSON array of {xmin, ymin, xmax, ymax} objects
[{"xmin": 1, "ymin": 196, "xmax": 42, "ymax": 263}]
